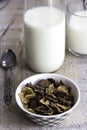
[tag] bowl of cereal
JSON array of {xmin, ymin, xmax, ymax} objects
[{"xmin": 15, "ymin": 73, "xmax": 80, "ymax": 126}]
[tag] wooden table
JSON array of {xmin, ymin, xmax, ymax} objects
[{"xmin": 0, "ymin": 0, "xmax": 87, "ymax": 129}]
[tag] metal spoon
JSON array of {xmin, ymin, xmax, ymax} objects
[{"xmin": 1, "ymin": 49, "xmax": 16, "ymax": 105}]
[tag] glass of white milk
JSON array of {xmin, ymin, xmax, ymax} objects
[
  {"xmin": 24, "ymin": 0, "xmax": 65, "ymax": 72},
  {"xmin": 66, "ymin": 0, "xmax": 87, "ymax": 56}
]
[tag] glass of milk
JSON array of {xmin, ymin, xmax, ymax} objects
[
  {"xmin": 66, "ymin": 0, "xmax": 87, "ymax": 56},
  {"xmin": 24, "ymin": 0, "xmax": 65, "ymax": 72}
]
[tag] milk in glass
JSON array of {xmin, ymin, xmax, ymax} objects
[
  {"xmin": 24, "ymin": 7, "xmax": 65, "ymax": 72},
  {"xmin": 67, "ymin": 10, "xmax": 87, "ymax": 54}
]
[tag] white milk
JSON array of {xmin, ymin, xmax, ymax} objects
[
  {"xmin": 67, "ymin": 10, "xmax": 87, "ymax": 54},
  {"xmin": 24, "ymin": 7, "xmax": 65, "ymax": 72}
]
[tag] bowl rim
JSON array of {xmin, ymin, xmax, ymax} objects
[{"xmin": 15, "ymin": 73, "xmax": 80, "ymax": 118}]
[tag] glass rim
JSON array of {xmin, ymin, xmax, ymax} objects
[{"xmin": 66, "ymin": 1, "xmax": 87, "ymax": 18}]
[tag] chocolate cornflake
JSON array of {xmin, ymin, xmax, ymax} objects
[{"xmin": 19, "ymin": 79, "xmax": 74, "ymax": 115}]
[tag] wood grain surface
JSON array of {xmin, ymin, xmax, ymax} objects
[{"xmin": 0, "ymin": 0, "xmax": 87, "ymax": 130}]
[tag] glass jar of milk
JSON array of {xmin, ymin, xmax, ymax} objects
[
  {"xmin": 24, "ymin": 0, "xmax": 65, "ymax": 72},
  {"xmin": 66, "ymin": 0, "xmax": 87, "ymax": 56}
]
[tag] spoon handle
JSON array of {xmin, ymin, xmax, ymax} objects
[{"xmin": 4, "ymin": 69, "xmax": 12, "ymax": 105}]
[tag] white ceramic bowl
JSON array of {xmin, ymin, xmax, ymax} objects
[{"xmin": 15, "ymin": 73, "xmax": 80, "ymax": 126}]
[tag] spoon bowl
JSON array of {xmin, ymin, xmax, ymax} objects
[{"xmin": 1, "ymin": 49, "xmax": 16, "ymax": 69}]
